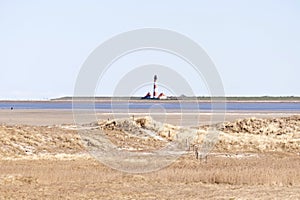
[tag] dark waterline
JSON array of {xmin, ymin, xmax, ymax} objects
[{"xmin": 0, "ymin": 102, "xmax": 300, "ymax": 111}]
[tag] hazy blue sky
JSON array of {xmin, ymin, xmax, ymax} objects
[{"xmin": 0, "ymin": 0, "xmax": 299, "ymax": 99}]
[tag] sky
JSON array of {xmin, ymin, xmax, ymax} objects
[{"xmin": 0, "ymin": 0, "xmax": 299, "ymax": 99}]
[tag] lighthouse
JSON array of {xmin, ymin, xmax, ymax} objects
[
  {"xmin": 142, "ymin": 75, "xmax": 167, "ymax": 99},
  {"xmin": 153, "ymin": 75, "xmax": 158, "ymax": 98}
]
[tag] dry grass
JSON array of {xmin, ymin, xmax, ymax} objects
[
  {"xmin": 1, "ymin": 153, "xmax": 300, "ymax": 199},
  {"xmin": 154, "ymin": 153, "xmax": 300, "ymax": 186}
]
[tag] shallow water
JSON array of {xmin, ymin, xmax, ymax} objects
[{"xmin": 1, "ymin": 101, "xmax": 300, "ymax": 111}]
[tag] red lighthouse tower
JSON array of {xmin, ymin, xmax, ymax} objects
[{"xmin": 153, "ymin": 75, "xmax": 158, "ymax": 98}]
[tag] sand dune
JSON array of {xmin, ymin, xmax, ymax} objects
[
  {"xmin": 1, "ymin": 115, "xmax": 299, "ymax": 159},
  {"xmin": 0, "ymin": 124, "xmax": 83, "ymax": 159}
]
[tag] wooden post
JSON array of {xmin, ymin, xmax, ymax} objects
[{"xmin": 195, "ymin": 146, "xmax": 199, "ymax": 160}]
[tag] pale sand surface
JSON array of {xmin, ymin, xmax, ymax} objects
[
  {"xmin": 0, "ymin": 109, "xmax": 300, "ymax": 199},
  {"xmin": 0, "ymin": 109, "xmax": 299, "ymax": 126}
]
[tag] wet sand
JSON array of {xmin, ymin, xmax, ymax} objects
[{"xmin": 0, "ymin": 109, "xmax": 299, "ymax": 126}]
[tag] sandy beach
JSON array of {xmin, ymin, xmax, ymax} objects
[{"xmin": 0, "ymin": 107, "xmax": 300, "ymax": 199}]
